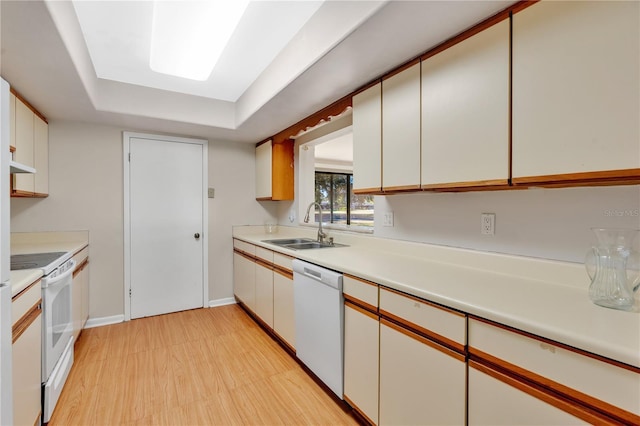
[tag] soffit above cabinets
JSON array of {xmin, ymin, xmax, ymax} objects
[{"xmin": 0, "ymin": 0, "xmax": 516, "ymax": 143}]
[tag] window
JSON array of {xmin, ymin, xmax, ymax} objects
[
  {"xmin": 314, "ymin": 172, "xmax": 374, "ymax": 227},
  {"xmin": 295, "ymin": 112, "xmax": 374, "ymax": 232}
]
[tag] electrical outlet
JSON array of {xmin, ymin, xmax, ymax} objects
[
  {"xmin": 481, "ymin": 213, "xmax": 495, "ymax": 235},
  {"xmin": 383, "ymin": 211, "xmax": 394, "ymax": 227}
]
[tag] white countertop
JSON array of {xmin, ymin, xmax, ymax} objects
[
  {"xmin": 233, "ymin": 226, "xmax": 640, "ymax": 368},
  {"xmin": 10, "ymin": 231, "xmax": 89, "ymax": 297},
  {"xmin": 10, "ymin": 269, "xmax": 43, "ymax": 297}
]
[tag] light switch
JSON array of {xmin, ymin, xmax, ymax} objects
[{"xmin": 208, "ymin": 188, "xmax": 215, "ymax": 198}]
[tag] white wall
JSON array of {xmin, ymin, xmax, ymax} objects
[
  {"xmin": 373, "ymin": 186, "xmax": 640, "ymax": 263},
  {"xmin": 278, "ymin": 138, "xmax": 640, "ymax": 264},
  {"xmin": 11, "ymin": 120, "xmax": 278, "ymax": 319}
]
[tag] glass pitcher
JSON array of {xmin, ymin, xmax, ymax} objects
[{"xmin": 585, "ymin": 228, "xmax": 640, "ymax": 310}]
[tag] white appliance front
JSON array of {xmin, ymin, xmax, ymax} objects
[
  {"xmin": 42, "ymin": 259, "xmax": 75, "ymax": 380},
  {"xmin": 0, "ymin": 77, "xmax": 13, "ymax": 425},
  {"xmin": 42, "ymin": 336, "xmax": 73, "ymax": 423},
  {"xmin": 293, "ymin": 260, "xmax": 344, "ymax": 399}
]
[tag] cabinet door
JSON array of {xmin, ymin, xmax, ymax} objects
[
  {"xmin": 255, "ymin": 140, "xmax": 273, "ymax": 199},
  {"xmin": 379, "ymin": 321, "xmax": 465, "ymax": 425},
  {"xmin": 72, "ymin": 267, "xmax": 82, "ymax": 341},
  {"xmin": 13, "ymin": 99, "xmax": 35, "ymax": 193},
  {"xmin": 81, "ymin": 261, "xmax": 90, "ymax": 329},
  {"xmin": 13, "ymin": 312, "xmax": 42, "ymax": 426},
  {"xmin": 468, "ymin": 364, "xmax": 585, "ymax": 425},
  {"xmin": 344, "ymin": 303, "xmax": 379, "ymax": 425},
  {"xmin": 421, "ymin": 20, "xmax": 509, "ymax": 188},
  {"xmin": 353, "ymin": 82, "xmax": 382, "ymax": 193},
  {"xmin": 233, "ymin": 252, "xmax": 256, "ymax": 312},
  {"xmin": 34, "ymin": 116, "xmax": 48, "ymax": 195},
  {"xmin": 273, "ymin": 270, "xmax": 295, "ymax": 349},
  {"xmin": 512, "ymin": 1, "xmax": 640, "ymax": 181},
  {"xmin": 254, "ymin": 261, "xmax": 274, "ymax": 328},
  {"xmin": 382, "ymin": 63, "xmax": 421, "ymax": 192},
  {"xmin": 10, "ymin": 92, "xmax": 16, "ymax": 148}
]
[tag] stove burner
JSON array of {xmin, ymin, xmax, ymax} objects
[{"xmin": 10, "ymin": 252, "xmax": 69, "ymax": 271}]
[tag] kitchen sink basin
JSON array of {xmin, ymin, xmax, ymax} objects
[
  {"xmin": 262, "ymin": 238, "xmax": 316, "ymax": 245},
  {"xmin": 262, "ymin": 238, "xmax": 347, "ymax": 250}
]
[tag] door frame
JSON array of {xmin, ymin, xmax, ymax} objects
[{"xmin": 122, "ymin": 131, "xmax": 208, "ymax": 321}]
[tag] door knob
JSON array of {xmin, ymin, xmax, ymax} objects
[{"xmin": 194, "ymin": 233, "xmax": 200, "ymax": 239}]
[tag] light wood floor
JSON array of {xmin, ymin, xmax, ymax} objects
[{"xmin": 50, "ymin": 304, "xmax": 358, "ymax": 425}]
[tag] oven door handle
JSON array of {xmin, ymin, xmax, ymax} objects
[{"xmin": 43, "ymin": 259, "xmax": 76, "ymax": 288}]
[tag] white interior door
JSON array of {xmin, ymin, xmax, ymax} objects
[{"xmin": 127, "ymin": 134, "xmax": 206, "ymax": 319}]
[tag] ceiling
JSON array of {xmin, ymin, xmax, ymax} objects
[{"xmin": 0, "ymin": 0, "xmax": 516, "ymax": 144}]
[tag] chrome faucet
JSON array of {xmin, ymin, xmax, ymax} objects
[{"xmin": 304, "ymin": 202, "xmax": 327, "ymax": 243}]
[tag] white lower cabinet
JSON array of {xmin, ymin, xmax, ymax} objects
[
  {"xmin": 233, "ymin": 251, "xmax": 255, "ymax": 311},
  {"xmin": 71, "ymin": 248, "xmax": 89, "ymax": 341},
  {"xmin": 273, "ymin": 269, "xmax": 295, "ymax": 349},
  {"xmin": 379, "ymin": 320, "xmax": 466, "ymax": 425},
  {"xmin": 468, "ymin": 363, "xmax": 584, "ymax": 425},
  {"xmin": 254, "ymin": 260, "xmax": 274, "ymax": 328},
  {"xmin": 344, "ymin": 302, "xmax": 379, "ymax": 425},
  {"xmin": 12, "ymin": 281, "xmax": 42, "ymax": 426}
]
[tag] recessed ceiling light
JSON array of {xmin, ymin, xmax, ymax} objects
[{"xmin": 150, "ymin": 0, "xmax": 249, "ymax": 81}]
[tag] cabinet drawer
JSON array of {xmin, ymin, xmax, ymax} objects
[
  {"xmin": 469, "ymin": 318, "xmax": 640, "ymax": 417},
  {"xmin": 255, "ymin": 246, "xmax": 273, "ymax": 263},
  {"xmin": 379, "ymin": 287, "xmax": 465, "ymax": 349},
  {"xmin": 233, "ymin": 239, "xmax": 255, "ymax": 256},
  {"xmin": 273, "ymin": 252, "xmax": 293, "ymax": 272},
  {"xmin": 12, "ymin": 280, "xmax": 41, "ymax": 326},
  {"xmin": 343, "ymin": 275, "xmax": 378, "ymax": 310}
]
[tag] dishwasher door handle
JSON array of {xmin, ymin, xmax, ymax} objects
[{"xmin": 303, "ymin": 267, "xmax": 323, "ymax": 281}]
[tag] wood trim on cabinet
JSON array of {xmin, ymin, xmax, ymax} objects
[
  {"xmin": 344, "ymin": 394, "xmax": 377, "ymax": 426},
  {"xmin": 10, "ymin": 87, "xmax": 48, "ymax": 123},
  {"xmin": 470, "ymin": 315, "xmax": 640, "ymax": 373},
  {"xmin": 12, "ymin": 301, "xmax": 41, "ymax": 343},
  {"xmin": 382, "ymin": 286, "xmax": 466, "ymax": 318},
  {"xmin": 11, "ymin": 279, "xmax": 41, "ymax": 302},
  {"xmin": 469, "ymin": 360, "xmax": 619, "ymax": 425},
  {"xmin": 254, "ymin": 258, "xmax": 273, "ymax": 271},
  {"xmin": 345, "ymin": 299, "xmax": 378, "ymax": 321},
  {"xmin": 381, "ymin": 184, "xmax": 422, "ymax": 193},
  {"xmin": 233, "ymin": 248, "xmax": 256, "ymax": 262},
  {"xmin": 421, "ymin": 179, "xmax": 510, "ymax": 191},
  {"xmin": 469, "ymin": 350, "xmax": 640, "ymax": 425},
  {"xmin": 381, "ymin": 318, "xmax": 466, "ymax": 362},
  {"xmin": 380, "ymin": 309, "xmax": 465, "ymax": 355},
  {"xmin": 353, "ymin": 187, "xmax": 385, "ymax": 195},
  {"xmin": 382, "ymin": 58, "xmax": 421, "ymax": 81},
  {"xmin": 344, "ymin": 274, "xmax": 378, "ymax": 288},
  {"xmin": 273, "ymin": 266, "xmax": 293, "ymax": 280},
  {"xmin": 269, "ymin": 95, "xmax": 353, "ymax": 145},
  {"xmin": 73, "ymin": 258, "xmax": 89, "ymax": 278},
  {"xmin": 512, "ymin": 169, "xmax": 640, "ymax": 187}
]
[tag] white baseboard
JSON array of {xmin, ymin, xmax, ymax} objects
[
  {"xmin": 84, "ymin": 314, "xmax": 125, "ymax": 329},
  {"xmin": 209, "ymin": 297, "xmax": 237, "ymax": 308},
  {"xmin": 83, "ymin": 300, "xmax": 235, "ymax": 329}
]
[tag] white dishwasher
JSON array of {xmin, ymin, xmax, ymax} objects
[{"xmin": 293, "ymin": 259, "xmax": 344, "ymax": 399}]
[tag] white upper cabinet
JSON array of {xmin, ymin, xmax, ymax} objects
[
  {"xmin": 34, "ymin": 115, "xmax": 49, "ymax": 195},
  {"xmin": 421, "ymin": 20, "xmax": 509, "ymax": 188},
  {"xmin": 512, "ymin": 1, "xmax": 640, "ymax": 182},
  {"xmin": 382, "ymin": 62, "xmax": 421, "ymax": 191},
  {"xmin": 352, "ymin": 83, "xmax": 382, "ymax": 193},
  {"xmin": 13, "ymin": 97, "xmax": 35, "ymax": 193}
]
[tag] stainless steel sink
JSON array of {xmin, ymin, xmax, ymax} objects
[
  {"xmin": 262, "ymin": 238, "xmax": 347, "ymax": 250},
  {"xmin": 262, "ymin": 238, "xmax": 316, "ymax": 245}
]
